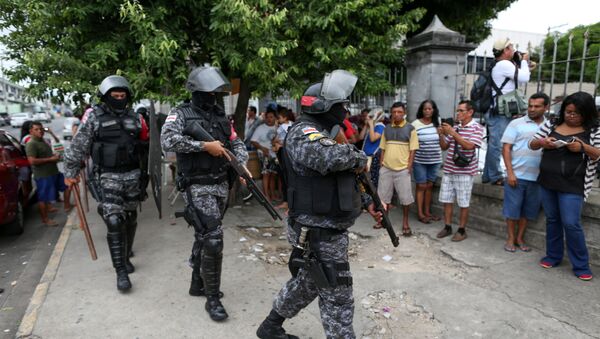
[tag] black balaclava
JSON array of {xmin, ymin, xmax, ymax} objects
[
  {"xmin": 312, "ymin": 102, "xmax": 347, "ymax": 131},
  {"xmin": 192, "ymin": 91, "xmax": 216, "ymax": 108},
  {"xmin": 104, "ymin": 90, "xmax": 128, "ymax": 113}
]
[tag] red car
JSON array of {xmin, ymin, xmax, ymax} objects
[{"xmin": 0, "ymin": 129, "xmax": 31, "ymax": 235}]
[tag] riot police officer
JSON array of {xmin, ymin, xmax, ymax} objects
[
  {"xmin": 256, "ymin": 70, "xmax": 382, "ymax": 339},
  {"xmin": 64, "ymin": 75, "xmax": 149, "ymax": 292},
  {"xmin": 160, "ymin": 66, "xmax": 248, "ymax": 322}
]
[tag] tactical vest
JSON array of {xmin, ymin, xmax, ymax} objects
[
  {"xmin": 283, "ymin": 121, "xmax": 361, "ymax": 219},
  {"xmin": 176, "ymin": 103, "xmax": 232, "ymax": 184},
  {"xmin": 91, "ymin": 105, "xmax": 141, "ymax": 172}
]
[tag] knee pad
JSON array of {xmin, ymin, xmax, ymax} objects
[
  {"xmin": 203, "ymin": 236, "xmax": 223, "ymax": 255},
  {"xmin": 104, "ymin": 214, "xmax": 126, "ymax": 232}
]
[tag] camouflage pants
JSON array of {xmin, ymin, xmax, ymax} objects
[
  {"xmin": 182, "ymin": 184, "xmax": 227, "ymax": 268},
  {"xmin": 274, "ymin": 223, "xmax": 355, "ymax": 339},
  {"xmin": 98, "ymin": 170, "xmax": 141, "ymax": 219}
]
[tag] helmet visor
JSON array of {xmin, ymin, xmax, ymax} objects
[
  {"xmin": 320, "ymin": 70, "xmax": 357, "ymax": 101},
  {"xmin": 187, "ymin": 67, "xmax": 232, "ymax": 92}
]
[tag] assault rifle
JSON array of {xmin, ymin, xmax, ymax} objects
[
  {"xmin": 183, "ymin": 121, "xmax": 282, "ymax": 221},
  {"xmin": 330, "ymin": 125, "xmax": 399, "ymax": 247}
]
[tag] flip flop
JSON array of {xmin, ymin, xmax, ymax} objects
[
  {"xmin": 515, "ymin": 243, "xmax": 531, "ymax": 252},
  {"xmin": 504, "ymin": 244, "xmax": 516, "ymax": 252},
  {"xmin": 418, "ymin": 217, "xmax": 431, "ymax": 224},
  {"xmin": 372, "ymin": 224, "xmax": 383, "ymax": 229},
  {"xmin": 43, "ymin": 219, "xmax": 59, "ymax": 227},
  {"xmin": 402, "ymin": 228, "xmax": 412, "ymax": 237},
  {"xmin": 427, "ymin": 215, "xmax": 441, "ymax": 221}
]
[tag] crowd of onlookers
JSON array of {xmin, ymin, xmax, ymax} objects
[{"xmin": 243, "ymin": 86, "xmax": 599, "ymax": 282}]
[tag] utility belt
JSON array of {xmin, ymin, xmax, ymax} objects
[
  {"xmin": 99, "ymin": 164, "xmax": 139, "ymax": 173},
  {"xmin": 176, "ymin": 173, "xmax": 228, "ymax": 191},
  {"xmin": 289, "ymin": 219, "xmax": 352, "ymax": 288}
]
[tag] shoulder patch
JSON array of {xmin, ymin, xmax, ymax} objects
[
  {"xmin": 307, "ymin": 133, "xmax": 325, "ymax": 141},
  {"xmin": 302, "ymin": 127, "xmax": 319, "ymax": 135},
  {"xmin": 166, "ymin": 112, "xmax": 177, "ymax": 122},
  {"xmin": 319, "ymin": 138, "xmax": 337, "ymax": 146}
]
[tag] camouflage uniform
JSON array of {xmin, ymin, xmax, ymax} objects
[
  {"xmin": 161, "ymin": 105, "xmax": 248, "ymax": 261},
  {"xmin": 272, "ymin": 119, "xmax": 367, "ymax": 339}
]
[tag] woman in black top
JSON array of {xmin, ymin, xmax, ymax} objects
[{"xmin": 530, "ymin": 92, "xmax": 600, "ymax": 281}]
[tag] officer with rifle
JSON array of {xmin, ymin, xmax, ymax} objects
[
  {"xmin": 64, "ymin": 75, "xmax": 149, "ymax": 292},
  {"xmin": 160, "ymin": 66, "xmax": 249, "ymax": 322},
  {"xmin": 256, "ymin": 70, "xmax": 385, "ymax": 339}
]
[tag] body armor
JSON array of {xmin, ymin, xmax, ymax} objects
[
  {"xmin": 283, "ymin": 122, "xmax": 361, "ymax": 219},
  {"xmin": 176, "ymin": 103, "xmax": 232, "ymax": 184},
  {"xmin": 91, "ymin": 105, "xmax": 141, "ymax": 172}
]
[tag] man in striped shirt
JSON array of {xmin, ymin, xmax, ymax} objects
[{"xmin": 437, "ymin": 100, "xmax": 484, "ymax": 241}]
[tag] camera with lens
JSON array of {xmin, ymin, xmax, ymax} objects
[
  {"xmin": 512, "ymin": 50, "xmax": 523, "ymax": 64},
  {"xmin": 441, "ymin": 117, "xmax": 454, "ymax": 126}
]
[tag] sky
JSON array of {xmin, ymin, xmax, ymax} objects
[{"xmin": 491, "ymin": 0, "xmax": 600, "ymax": 34}]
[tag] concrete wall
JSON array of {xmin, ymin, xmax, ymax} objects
[{"xmin": 427, "ymin": 182, "xmax": 600, "ymax": 266}]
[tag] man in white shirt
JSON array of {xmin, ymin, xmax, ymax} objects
[{"xmin": 482, "ymin": 38, "xmax": 531, "ymax": 186}]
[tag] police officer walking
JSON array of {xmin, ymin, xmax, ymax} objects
[
  {"xmin": 256, "ymin": 70, "xmax": 381, "ymax": 339},
  {"xmin": 64, "ymin": 75, "xmax": 149, "ymax": 292},
  {"xmin": 160, "ymin": 66, "xmax": 248, "ymax": 322}
]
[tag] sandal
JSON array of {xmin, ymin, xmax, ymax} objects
[
  {"xmin": 402, "ymin": 228, "xmax": 412, "ymax": 237},
  {"xmin": 427, "ymin": 215, "xmax": 441, "ymax": 221},
  {"xmin": 504, "ymin": 244, "xmax": 516, "ymax": 253},
  {"xmin": 515, "ymin": 243, "xmax": 531, "ymax": 252},
  {"xmin": 372, "ymin": 224, "xmax": 383, "ymax": 229},
  {"xmin": 418, "ymin": 216, "xmax": 431, "ymax": 224},
  {"xmin": 492, "ymin": 179, "xmax": 504, "ymax": 186}
]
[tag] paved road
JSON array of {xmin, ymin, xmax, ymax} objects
[{"xmin": 0, "ymin": 116, "xmax": 70, "ymax": 338}]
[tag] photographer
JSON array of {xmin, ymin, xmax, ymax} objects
[
  {"xmin": 482, "ymin": 38, "xmax": 531, "ymax": 186},
  {"xmin": 437, "ymin": 100, "xmax": 484, "ymax": 242}
]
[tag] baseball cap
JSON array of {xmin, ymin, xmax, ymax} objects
[{"xmin": 492, "ymin": 38, "xmax": 512, "ymax": 51}]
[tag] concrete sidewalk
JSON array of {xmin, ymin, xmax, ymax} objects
[{"xmin": 18, "ymin": 189, "xmax": 600, "ymax": 339}]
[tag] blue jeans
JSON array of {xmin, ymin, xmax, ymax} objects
[
  {"xmin": 540, "ymin": 187, "xmax": 591, "ymax": 276},
  {"xmin": 482, "ymin": 113, "xmax": 510, "ymax": 183}
]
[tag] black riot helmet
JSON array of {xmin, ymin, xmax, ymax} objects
[
  {"xmin": 185, "ymin": 66, "xmax": 232, "ymax": 93},
  {"xmin": 300, "ymin": 70, "xmax": 358, "ymax": 115},
  {"xmin": 97, "ymin": 75, "xmax": 133, "ymax": 98}
]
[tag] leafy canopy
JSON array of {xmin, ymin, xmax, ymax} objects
[{"xmin": 0, "ymin": 0, "xmax": 426, "ymax": 104}]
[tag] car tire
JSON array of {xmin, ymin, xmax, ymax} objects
[{"xmin": 5, "ymin": 199, "xmax": 24, "ymax": 235}]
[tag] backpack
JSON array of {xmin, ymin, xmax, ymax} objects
[{"xmin": 470, "ymin": 61, "xmax": 511, "ymax": 113}]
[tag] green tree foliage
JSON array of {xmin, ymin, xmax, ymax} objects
[
  {"xmin": 0, "ymin": 0, "xmax": 426, "ymax": 135},
  {"xmin": 402, "ymin": 0, "xmax": 517, "ymax": 43},
  {"xmin": 537, "ymin": 22, "xmax": 600, "ymax": 84}
]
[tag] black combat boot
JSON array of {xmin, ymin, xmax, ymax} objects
[
  {"xmin": 125, "ymin": 220, "xmax": 137, "ymax": 273},
  {"xmin": 256, "ymin": 310, "xmax": 299, "ymax": 339},
  {"xmin": 189, "ymin": 267, "xmax": 204, "ymax": 296},
  {"xmin": 107, "ymin": 231, "xmax": 131, "ymax": 291},
  {"xmin": 201, "ymin": 238, "xmax": 227, "ymax": 321},
  {"xmin": 190, "ymin": 267, "xmax": 224, "ymax": 297}
]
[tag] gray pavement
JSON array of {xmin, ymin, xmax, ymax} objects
[{"xmin": 20, "ymin": 188, "xmax": 600, "ymax": 339}]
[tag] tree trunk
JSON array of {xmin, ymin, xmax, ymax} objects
[{"xmin": 234, "ymin": 77, "xmax": 251, "ymax": 140}]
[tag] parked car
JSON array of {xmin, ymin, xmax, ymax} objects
[
  {"xmin": 62, "ymin": 117, "xmax": 80, "ymax": 140},
  {"xmin": 0, "ymin": 129, "xmax": 31, "ymax": 235},
  {"xmin": 10, "ymin": 112, "xmax": 33, "ymax": 128},
  {"xmin": 0, "ymin": 113, "xmax": 9, "ymax": 126},
  {"xmin": 33, "ymin": 111, "xmax": 51, "ymax": 123}
]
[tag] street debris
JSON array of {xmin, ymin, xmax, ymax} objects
[{"xmin": 382, "ymin": 255, "xmax": 392, "ymax": 262}]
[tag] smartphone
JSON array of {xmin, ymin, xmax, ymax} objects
[{"xmin": 552, "ymin": 139, "xmax": 569, "ymax": 148}]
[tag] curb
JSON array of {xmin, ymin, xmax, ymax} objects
[{"xmin": 15, "ymin": 210, "xmax": 77, "ymax": 338}]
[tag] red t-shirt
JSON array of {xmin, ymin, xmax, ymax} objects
[{"xmin": 343, "ymin": 119, "xmax": 355, "ymax": 139}]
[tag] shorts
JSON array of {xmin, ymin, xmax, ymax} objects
[
  {"xmin": 257, "ymin": 150, "xmax": 278, "ymax": 175},
  {"xmin": 438, "ymin": 174, "xmax": 474, "ymax": 208},
  {"xmin": 413, "ymin": 162, "xmax": 440, "ymax": 184},
  {"xmin": 377, "ymin": 166, "xmax": 414, "ymax": 205},
  {"xmin": 35, "ymin": 173, "xmax": 67, "ymax": 203},
  {"xmin": 503, "ymin": 179, "xmax": 541, "ymax": 220},
  {"xmin": 19, "ymin": 166, "xmax": 31, "ymax": 182}
]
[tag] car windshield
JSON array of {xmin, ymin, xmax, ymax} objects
[{"xmin": 12, "ymin": 113, "xmax": 28, "ymax": 117}]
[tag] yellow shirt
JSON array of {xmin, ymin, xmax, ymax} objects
[{"xmin": 379, "ymin": 120, "xmax": 419, "ymax": 171}]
